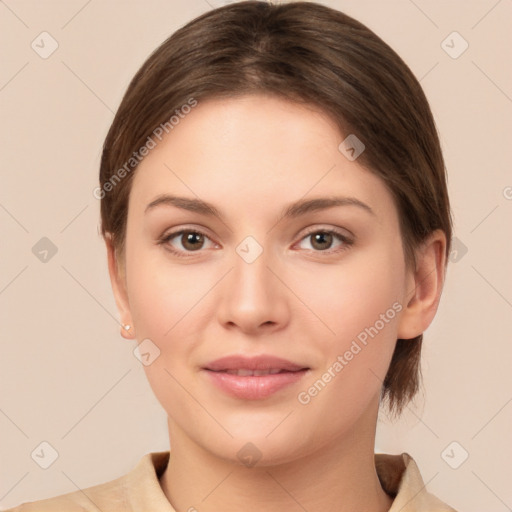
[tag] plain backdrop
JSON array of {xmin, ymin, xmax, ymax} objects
[{"xmin": 1, "ymin": 1, "xmax": 511, "ymax": 511}]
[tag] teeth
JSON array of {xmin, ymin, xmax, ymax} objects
[
  {"xmin": 230, "ymin": 369, "xmax": 254, "ymax": 376},
  {"xmin": 224, "ymin": 368, "xmax": 283, "ymax": 376}
]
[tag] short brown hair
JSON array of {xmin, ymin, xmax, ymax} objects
[{"xmin": 99, "ymin": 1, "xmax": 452, "ymax": 416}]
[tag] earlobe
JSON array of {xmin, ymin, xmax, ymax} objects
[
  {"xmin": 397, "ymin": 230, "xmax": 447, "ymax": 340},
  {"xmin": 105, "ymin": 235, "xmax": 135, "ymax": 339},
  {"xmin": 121, "ymin": 323, "xmax": 135, "ymax": 340}
]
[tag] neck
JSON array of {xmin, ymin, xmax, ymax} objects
[{"xmin": 159, "ymin": 406, "xmax": 393, "ymax": 512}]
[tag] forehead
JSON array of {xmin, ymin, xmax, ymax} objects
[{"xmin": 129, "ymin": 94, "xmax": 397, "ymax": 225}]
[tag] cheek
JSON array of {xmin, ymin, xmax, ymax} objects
[
  {"xmin": 298, "ymin": 248, "xmax": 405, "ymax": 344},
  {"xmin": 125, "ymin": 246, "xmax": 205, "ymax": 339},
  {"xmin": 294, "ymin": 246, "xmax": 406, "ymax": 404},
  {"xmin": 124, "ymin": 248, "xmax": 209, "ymax": 414},
  {"xmin": 124, "ymin": 246, "xmax": 221, "ymax": 389}
]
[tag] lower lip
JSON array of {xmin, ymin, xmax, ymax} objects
[{"xmin": 203, "ymin": 369, "xmax": 308, "ymax": 400}]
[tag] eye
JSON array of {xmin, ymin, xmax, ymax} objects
[
  {"xmin": 159, "ymin": 226, "xmax": 353, "ymax": 258},
  {"xmin": 296, "ymin": 228, "xmax": 353, "ymax": 253},
  {"xmin": 159, "ymin": 229, "xmax": 217, "ymax": 257}
]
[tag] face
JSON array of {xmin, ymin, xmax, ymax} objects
[{"xmin": 113, "ymin": 94, "xmax": 418, "ymax": 465}]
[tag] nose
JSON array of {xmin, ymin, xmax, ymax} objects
[{"xmin": 216, "ymin": 244, "xmax": 290, "ymax": 335}]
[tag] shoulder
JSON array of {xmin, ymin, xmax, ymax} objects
[
  {"xmin": 2, "ymin": 472, "xmax": 127, "ymax": 512},
  {"xmin": 376, "ymin": 452, "xmax": 459, "ymax": 512},
  {"xmin": 3, "ymin": 451, "xmax": 171, "ymax": 512}
]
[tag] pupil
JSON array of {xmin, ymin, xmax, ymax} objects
[
  {"xmin": 313, "ymin": 232, "xmax": 332, "ymax": 250},
  {"xmin": 184, "ymin": 232, "xmax": 203, "ymax": 250}
]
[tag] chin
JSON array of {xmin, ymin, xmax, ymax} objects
[
  {"xmin": 187, "ymin": 415, "xmax": 318, "ymax": 468},
  {"xmin": 217, "ymin": 437, "xmax": 312, "ymax": 469}
]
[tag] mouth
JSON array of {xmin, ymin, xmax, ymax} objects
[
  {"xmin": 202, "ymin": 355, "xmax": 310, "ymax": 400},
  {"xmin": 213, "ymin": 368, "xmax": 297, "ymax": 376}
]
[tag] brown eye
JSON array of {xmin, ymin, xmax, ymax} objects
[
  {"xmin": 296, "ymin": 229, "xmax": 353, "ymax": 254},
  {"xmin": 310, "ymin": 232, "xmax": 334, "ymax": 251},
  {"xmin": 180, "ymin": 231, "xmax": 205, "ymax": 251},
  {"xmin": 160, "ymin": 229, "xmax": 216, "ymax": 257}
]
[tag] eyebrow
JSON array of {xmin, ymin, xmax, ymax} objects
[{"xmin": 144, "ymin": 194, "xmax": 375, "ymax": 221}]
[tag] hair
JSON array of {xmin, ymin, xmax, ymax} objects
[{"xmin": 99, "ymin": 0, "xmax": 452, "ymax": 416}]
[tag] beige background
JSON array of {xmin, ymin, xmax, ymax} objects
[{"xmin": 1, "ymin": 0, "xmax": 511, "ymax": 510}]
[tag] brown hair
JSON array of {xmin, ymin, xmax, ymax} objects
[{"xmin": 99, "ymin": 1, "xmax": 452, "ymax": 416}]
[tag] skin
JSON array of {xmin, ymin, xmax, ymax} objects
[{"xmin": 106, "ymin": 94, "xmax": 446, "ymax": 512}]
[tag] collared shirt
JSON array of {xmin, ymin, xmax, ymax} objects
[{"xmin": 6, "ymin": 451, "xmax": 458, "ymax": 511}]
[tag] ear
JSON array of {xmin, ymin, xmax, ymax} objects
[
  {"xmin": 105, "ymin": 234, "xmax": 135, "ymax": 340},
  {"xmin": 397, "ymin": 229, "xmax": 447, "ymax": 340}
]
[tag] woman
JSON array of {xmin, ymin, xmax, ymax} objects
[{"xmin": 8, "ymin": 1, "xmax": 457, "ymax": 510}]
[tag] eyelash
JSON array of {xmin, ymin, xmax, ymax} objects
[{"xmin": 158, "ymin": 226, "xmax": 354, "ymax": 259}]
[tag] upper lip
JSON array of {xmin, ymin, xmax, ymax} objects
[{"xmin": 204, "ymin": 355, "xmax": 308, "ymax": 372}]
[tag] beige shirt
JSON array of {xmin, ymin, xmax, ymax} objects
[{"xmin": 6, "ymin": 451, "xmax": 457, "ymax": 511}]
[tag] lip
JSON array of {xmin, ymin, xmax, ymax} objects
[
  {"xmin": 202, "ymin": 355, "xmax": 309, "ymax": 400},
  {"xmin": 205, "ymin": 355, "xmax": 307, "ymax": 372}
]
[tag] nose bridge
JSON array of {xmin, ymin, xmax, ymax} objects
[
  {"xmin": 216, "ymin": 234, "xmax": 288, "ymax": 331},
  {"xmin": 234, "ymin": 240, "xmax": 271, "ymax": 293},
  {"xmin": 232, "ymin": 235, "xmax": 276, "ymax": 304}
]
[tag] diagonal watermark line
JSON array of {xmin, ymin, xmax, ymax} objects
[
  {"xmin": 265, "ymin": 265, "xmax": 336, "ymax": 335},
  {"xmin": 472, "ymin": 61, "xmax": 512, "ymax": 104},
  {"xmin": 369, "ymin": 367, "xmax": 439, "ymax": 437},
  {"xmin": 61, "ymin": 0, "xmax": 93, "ymax": 29},
  {"xmin": 471, "ymin": 470, "xmax": 511, "ymax": 510},
  {"xmin": 266, "ymin": 163, "xmax": 336, "ymax": 235},
  {"xmin": 0, "ymin": 265, "xmax": 28, "ymax": 296},
  {"xmin": 0, "ymin": 408, "xmax": 29, "ymax": 438},
  {"xmin": 164, "ymin": 163, "xmax": 233, "ymax": 233},
  {"xmin": 61, "ymin": 369, "xmax": 132, "ymax": 439},
  {"xmin": 163, "ymin": 367, "xmax": 234, "ymax": 437},
  {"xmin": 61, "ymin": 470, "xmax": 105, "ymax": 511},
  {"xmin": 419, "ymin": 61, "xmax": 439, "ymax": 82},
  {"xmin": 470, "ymin": 204, "xmax": 499, "ymax": 233},
  {"xmin": 0, "ymin": 61, "xmax": 29, "ymax": 92},
  {"xmin": 165, "ymin": 267, "xmax": 234, "ymax": 336},
  {"xmin": 471, "ymin": 396, "xmax": 512, "ymax": 439},
  {"xmin": 0, "ymin": 202, "xmax": 29, "ymax": 232},
  {"xmin": 0, "ymin": 472, "xmax": 30, "ymax": 502},
  {"xmin": 201, "ymin": 470, "xmax": 234, "ymax": 502},
  {"xmin": 405, "ymin": 403, "xmax": 439, "ymax": 438},
  {"xmin": 0, "ymin": 0, "xmax": 29, "ymax": 28},
  {"xmin": 61, "ymin": 61, "xmax": 115, "ymax": 113},
  {"xmin": 265, "ymin": 410, "xmax": 294, "ymax": 437},
  {"xmin": 471, "ymin": 0, "xmax": 503, "ymax": 29},
  {"xmin": 265, "ymin": 471, "xmax": 310, "ymax": 511},
  {"xmin": 396, "ymin": 472, "xmax": 439, "ymax": 512},
  {"xmin": 471, "ymin": 265, "xmax": 512, "ymax": 308},
  {"xmin": 407, "ymin": 0, "xmax": 439, "ymax": 28},
  {"xmin": 60, "ymin": 265, "xmax": 122, "ymax": 326},
  {"xmin": 60, "ymin": 204, "xmax": 89, "ymax": 233}
]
